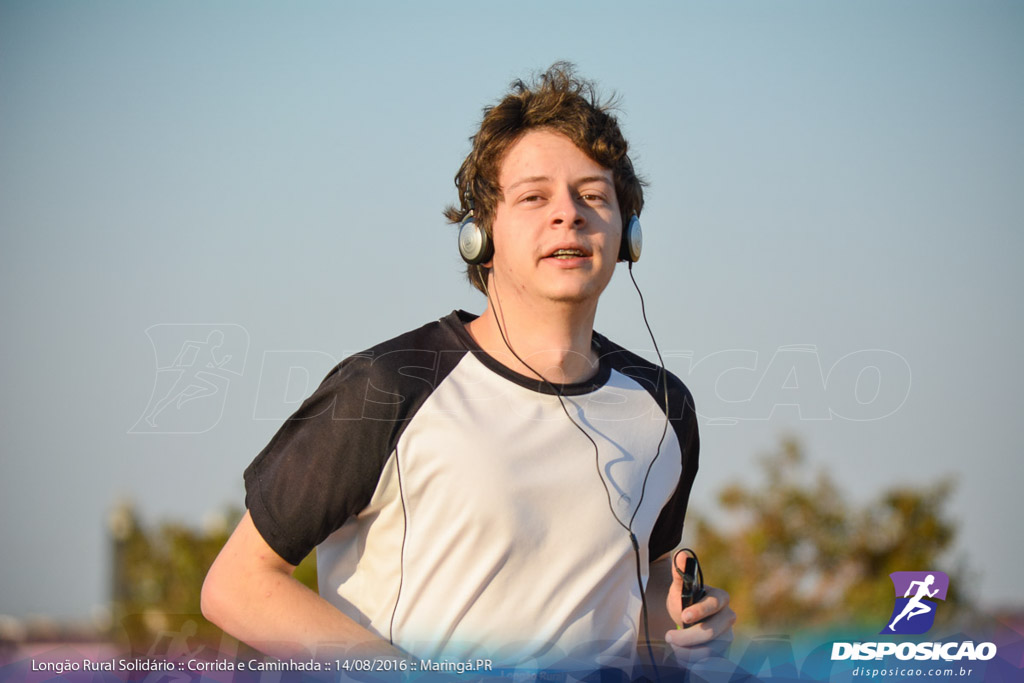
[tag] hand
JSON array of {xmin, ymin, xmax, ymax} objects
[{"xmin": 663, "ymin": 554, "xmax": 735, "ymax": 662}]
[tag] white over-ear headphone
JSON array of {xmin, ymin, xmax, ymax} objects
[{"xmin": 458, "ymin": 210, "xmax": 492, "ymax": 265}]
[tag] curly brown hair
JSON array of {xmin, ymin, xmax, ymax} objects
[{"xmin": 444, "ymin": 62, "xmax": 646, "ymax": 292}]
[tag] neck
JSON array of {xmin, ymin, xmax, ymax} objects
[{"xmin": 466, "ymin": 276, "xmax": 599, "ymax": 385}]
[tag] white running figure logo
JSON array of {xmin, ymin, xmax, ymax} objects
[
  {"xmin": 888, "ymin": 573, "xmax": 939, "ymax": 631},
  {"xmin": 143, "ymin": 330, "xmax": 231, "ymax": 427}
]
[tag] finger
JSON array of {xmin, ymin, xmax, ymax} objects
[
  {"xmin": 668, "ymin": 645, "xmax": 715, "ymax": 665},
  {"xmin": 668, "ymin": 653, "xmax": 736, "ymax": 676},
  {"xmin": 681, "ymin": 585, "xmax": 730, "ymax": 627},
  {"xmin": 668, "ymin": 549, "xmax": 696, "ymax": 592},
  {"xmin": 666, "ymin": 552, "xmax": 704, "ymax": 625},
  {"xmin": 665, "ymin": 632, "xmax": 734, "ymax": 667},
  {"xmin": 665, "ymin": 605, "xmax": 736, "ymax": 648}
]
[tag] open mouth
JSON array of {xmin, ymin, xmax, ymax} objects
[{"xmin": 547, "ymin": 248, "xmax": 588, "ymax": 260}]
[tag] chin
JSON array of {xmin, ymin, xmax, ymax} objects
[
  {"xmin": 543, "ymin": 285, "xmax": 605, "ymax": 306},
  {"xmin": 531, "ymin": 270, "xmax": 614, "ymax": 306}
]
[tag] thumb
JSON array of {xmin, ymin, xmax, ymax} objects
[{"xmin": 667, "ymin": 549, "xmax": 701, "ymax": 627}]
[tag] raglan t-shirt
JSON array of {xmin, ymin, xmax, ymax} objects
[{"xmin": 244, "ymin": 310, "xmax": 700, "ymax": 670}]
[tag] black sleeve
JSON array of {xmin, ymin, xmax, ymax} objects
[
  {"xmin": 243, "ymin": 354, "xmax": 401, "ymax": 566},
  {"xmin": 648, "ymin": 376, "xmax": 700, "ymax": 560},
  {"xmin": 594, "ymin": 334, "xmax": 701, "ymax": 561},
  {"xmin": 242, "ymin": 319, "xmax": 463, "ymax": 566}
]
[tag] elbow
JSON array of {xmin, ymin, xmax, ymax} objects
[{"xmin": 200, "ymin": 563, "xmax": 228, "ymax": 627}]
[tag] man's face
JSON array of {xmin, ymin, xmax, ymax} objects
[{"xmin": 488, "ymin": 128, "xmax": 621, "ymax": 308}]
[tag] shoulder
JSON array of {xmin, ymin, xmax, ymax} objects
[
  {"xmin": 362, "ymin": 311, "xmax": 466, "ymax": 356},
  {"xmin": 594, "ymin": 332, "xmax": 696, "ymax": 416},
  {"xmin": 242, "ymin": 312, "xmax": 475, "ymax": 563},
  {"xmin": 314, "ymin": 311, "xmax": 472, "ymax": 420}
]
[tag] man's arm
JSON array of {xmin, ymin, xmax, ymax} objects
[
  {"xmin": 201, "ymin": 511, "xmax": 403, "ymax": 660},
  {"xmin": 645, "ymin": 554, "xmax": 736, "ymax": 661}
]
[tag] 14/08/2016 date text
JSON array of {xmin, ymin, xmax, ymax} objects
[{"xmin": 337, "ymin": 658, "xmax": 494, "ymax": 674}]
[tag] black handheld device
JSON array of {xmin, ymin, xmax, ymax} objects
[{"xmin": 673, "ymin": 548, "xmax": 706, "ymax": 629}]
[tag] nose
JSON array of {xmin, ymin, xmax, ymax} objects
[{"xmin": 549, "ymin": 188, "xmax": 585, "ymax": 229}]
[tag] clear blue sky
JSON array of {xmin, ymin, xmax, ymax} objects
[{"xmin": 1, "ymin": 1, "xmax": 1021, "ymax": 621}]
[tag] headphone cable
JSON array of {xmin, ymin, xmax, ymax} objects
[{"xmin": 483, "ymin": 269, "xmax": 664, "ymax": 679}]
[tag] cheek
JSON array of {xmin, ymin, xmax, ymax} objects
[
  {"xmin": 490, "ymin": 237, "xmax": 531, "ymax": 281},
  {"xmin": 493, "ymin": 225, "xmax": 535, "ymax": 263},
  {"xmin": 604, "ymin": 227, "xmax": 623, "ymax": 261}
]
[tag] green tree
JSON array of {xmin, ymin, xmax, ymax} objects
[
  {"xmin": 688, "ymin": 438, "xmax": 966, "ymax": 633},
  {"xmin": 108, "ymin": 502, "xmax": 317, "ymax": 653}
]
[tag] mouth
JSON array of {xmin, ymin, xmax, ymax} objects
[{"xmin": 546, "ymin": 247, "xmax": 590, "ymax": 260}]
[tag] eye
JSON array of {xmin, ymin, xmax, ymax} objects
[
  {"xmin": 579, "ymin": 192, "xmax": 607, "ymax": 204},
  {"xmin": 518, "ymin": 193, "xmax": 545, "ymax": 204}
]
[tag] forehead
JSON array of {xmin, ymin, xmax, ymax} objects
[{"xmin": 498, "ymin": 129, "xmax": 613, "ymax": 189}]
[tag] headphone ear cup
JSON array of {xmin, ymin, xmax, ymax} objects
[
  {"xmin": 619, "ymin": 214, "xmax": 643, "ymax": 262},
  {"xmin": 458, "ymin": 214, "xmax": 493, "ymax": 265}
]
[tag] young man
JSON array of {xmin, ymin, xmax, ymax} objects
[{"xmin": 202, "ymin": 64, "xmax": 734, "ymax": 674}]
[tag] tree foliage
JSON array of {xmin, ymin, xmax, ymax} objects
[
  {"xmin": 108, "ymin": 502, "xmax": 317, "ymax": 653},
  {"xmin": 688, "ymin": 437, "xmax": 966, "ymax": 633}
]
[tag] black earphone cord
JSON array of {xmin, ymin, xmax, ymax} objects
[{"xmin": 484, "ymin": 262, "xmax": 671, "ymax": 676}]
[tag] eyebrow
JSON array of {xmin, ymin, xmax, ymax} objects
[{"xmin": 505, "ymin": 174, "xmax": 614, "ymax": 193}]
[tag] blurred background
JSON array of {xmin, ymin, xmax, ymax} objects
[{"xmin": 1, "ymin": 0, "xmax": 1021, "ymax": 661}]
